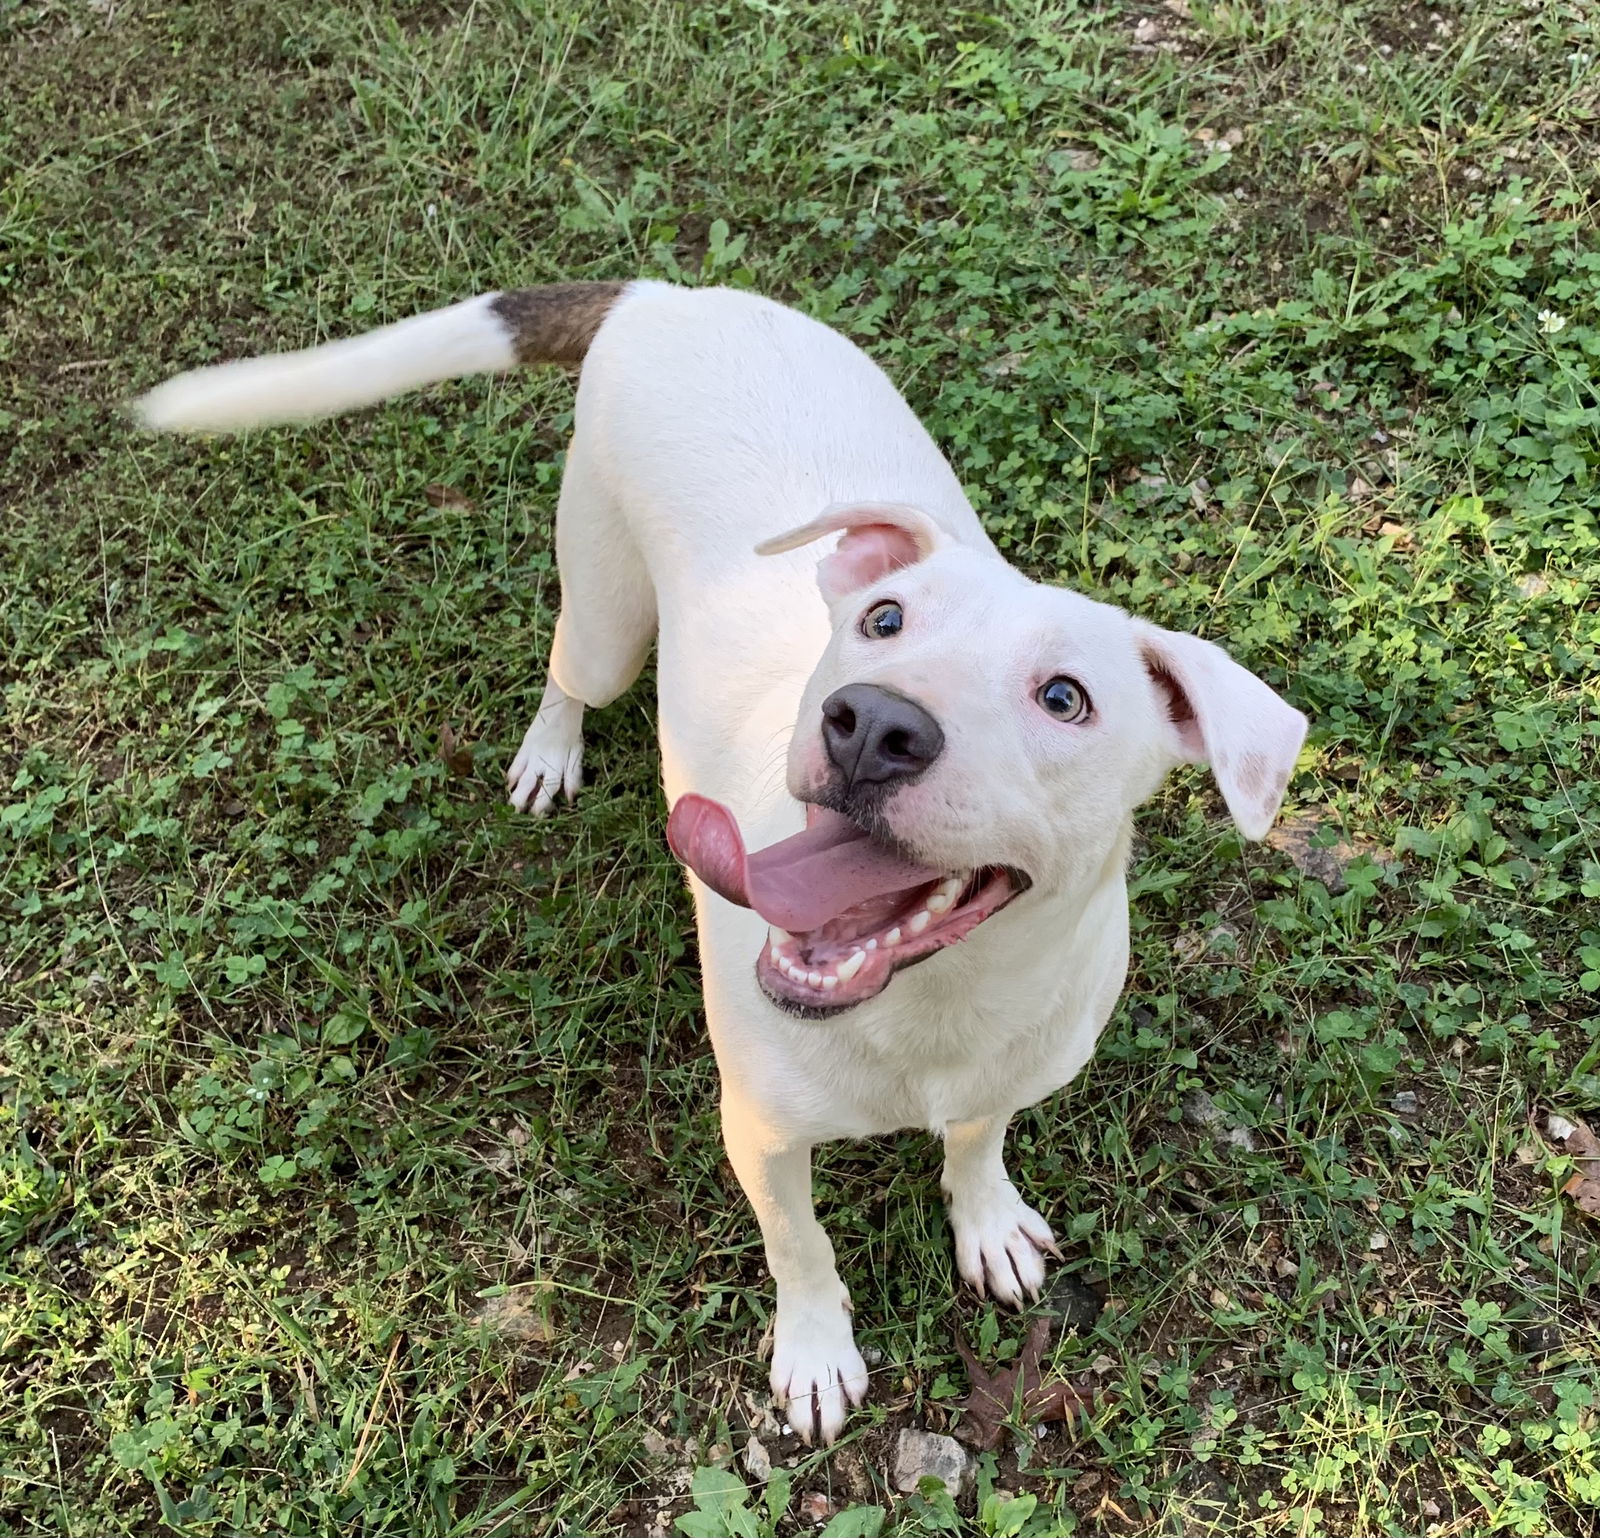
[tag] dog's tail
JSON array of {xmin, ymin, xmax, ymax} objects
[{"xmin": 131, "ymin": 282, "xmax": 628, "ymax": 434}]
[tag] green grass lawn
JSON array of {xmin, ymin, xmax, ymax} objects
[{"xmin": 4, "ymin": 1, "xmax": 1599, "ymax": 1533}]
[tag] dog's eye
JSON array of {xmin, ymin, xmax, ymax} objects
[
  {"xmin": 861, "ymin": 601, "xmax": 904, "ymax": 640},
  {"xmin": 1037, "ymin": 676, "xmax": 1090, "ymax": 722}
]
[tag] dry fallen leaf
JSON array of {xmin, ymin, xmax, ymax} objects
[
  {"xmin": 1546, "ymin": 1113, "xmax": 1600, "ymax": 1220},
  {"xmin": 439, "ymin": 723, "xmax": 475, "ymax": 777},
  {"xmin": 1266, "ymin": 810, "xmax": 1389, "ymax": 895},
  {"xmin": 473, "ymin": 1290, "xmax": 554, "ymax": 1344},
  {"xmin": 424, "ymin": 483, "xmax": 475, "ymax": 512},
  {"xmin": 953, "ymin": 1316, "xmax": 1099, "ymax": 1450}
]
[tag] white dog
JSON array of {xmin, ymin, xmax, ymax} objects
[{"xmin": 136, "ymin": 280, "xmax": 1306, "ymax": 1444}]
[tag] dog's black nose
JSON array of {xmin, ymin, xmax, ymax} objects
[{"xmin": 820, "ymin": 684, "xmax": 944, "ymax": 787}]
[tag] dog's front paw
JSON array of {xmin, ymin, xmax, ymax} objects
[
  {"xmin": 947, "ymin": 1182, "xmax": 1060, "ymax": 1308},
  {"xmin": 506, "ymin": 696, "xmax": 584, "ymax": 815},
  {"xmin": 770, "ymin": 1292, "xmax": 869, "ymax": 1445}
]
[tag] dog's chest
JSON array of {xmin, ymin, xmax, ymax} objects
[{"xmin": 807, "ymin": 991, "xmax": 1099, "ymax": 1136}]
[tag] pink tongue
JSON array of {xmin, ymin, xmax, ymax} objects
[{"xmin": 666, "ymin": 794, "xmax": 943, "ymax": 932}]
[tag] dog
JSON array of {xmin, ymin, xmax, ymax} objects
[{"xmin": 135, "ymin": 280, "xmax": 1307, "ymax": 1444}]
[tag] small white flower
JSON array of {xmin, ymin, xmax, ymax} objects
[{"xmin": 1538, "ymin": 309, "xmax": 1567, "ymax": 334}]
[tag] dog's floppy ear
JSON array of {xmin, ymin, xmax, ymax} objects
[
  {"xmin": 1138, "ymin": 624, "xmax": 1307, "ymax": 840},
  {"xmin": 756, "ymin": 502, "xmax": 948, "ymax": 603}
]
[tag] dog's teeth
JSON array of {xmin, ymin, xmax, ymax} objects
[
  {"xmin": 807, "ymin": 970, "xmax": 822, "ymax": 987},
  {"xmin": 836, "ymin": 949, "xmax": 867, "ymax": 983},
  {"xmin": 884, "ymin": 928, "xmax": 901, "ymax": 948},
  {"xmin": 769, "ymin": 924, "xmax": 793, "ymax": 945},
  {"xmin": 939, "ymin": 876, "xmax": 964, "ymax": 898},
  {"xmin": 926, "ymin": 892, "xmax": 953, "ymax": 914},
  {"xmin": 864, "ymin": 938, "xmax": 877, "ymax": 951},
  {"xmin": 908, "ymin": 909, "xmax": 932, "ymax": 935},
  {"xmin": 822, "ymin": 975, "xmax": 838, "ymax": 991}
]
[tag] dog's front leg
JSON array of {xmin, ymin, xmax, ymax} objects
[
  {"xmin": 941, "ymin": 1114, "xmax": 1060, "ymax": 1308},
  {"xmin": 721, "ymin": 1095, "xmax": 868, "ymax": 1445},
  {"xmin": 506, "ymin": 676, "xmax": 584, "ymax": 815}
]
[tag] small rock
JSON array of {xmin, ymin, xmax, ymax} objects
[
  {"xmin": 1548, "ymin": 1113, "xmax": 1578, "ymax": 1142},
  {"xmin": 892, "ymin": 1428, "xmax": 973, "ymax": 1498},
  {"xmin": 1516, "ymin": 572, "xmax": 1550, "ymax": 599},
  {"xmin": 1516, "ymin": 1317, "xmax": 1561, "ymax": 1357},
  {"xmin": 798, "ymin": 1491, "xmax": 835, "ymax": 1523},
  {"xmin": 742, "ymin": 1434, "xmax": 771, "ymax": 1482},
  {"xmin": 1392, "ymin": 1090, "xmax": 1420, "ymax": 1114},
  {"xmin": 1182, "ymin": 1090, "xmax": 1257, "ymax": 1152},
  {"xmin": 640, "ymin": 1429, "xmax": 673, "ymax": 1463},
  {"xmin": 1133, "ymin": 16, "xmax": 1162, "ymax": 44},
  {"xmin": 1274, "ymin": 1256, "xmax": 1300, "ymax": 1279},
  {"xmin": 1368, "ymin": 1231, "xmax": 1389, "ymax": 1251}
]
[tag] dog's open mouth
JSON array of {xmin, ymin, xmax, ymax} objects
[{"xmin": 666, "ymin": 794, "xmax": 1029, "ymax": 1016}]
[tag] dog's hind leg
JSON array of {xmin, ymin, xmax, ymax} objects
[
  {"xmin": 507, "ymin": 445, "xmax": 656, "ymax": 815},
  {"xmin": 941, "ymin": 1113, "xmax": 1060, "ymax": 1309}
]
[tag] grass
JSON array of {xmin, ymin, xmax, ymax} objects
[{"xmin": 3, "ymin": 0, "xmax": 1599, "ymax": 1532}]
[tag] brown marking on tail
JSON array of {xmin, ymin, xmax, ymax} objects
[{"xmin": 490, "ymin": 282, "xmax": 627, "ymax": 366}]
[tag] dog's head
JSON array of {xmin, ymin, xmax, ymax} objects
[{"xmin": 669, "ymin": 502, "xmax": 1306, "ymax": 1017}]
